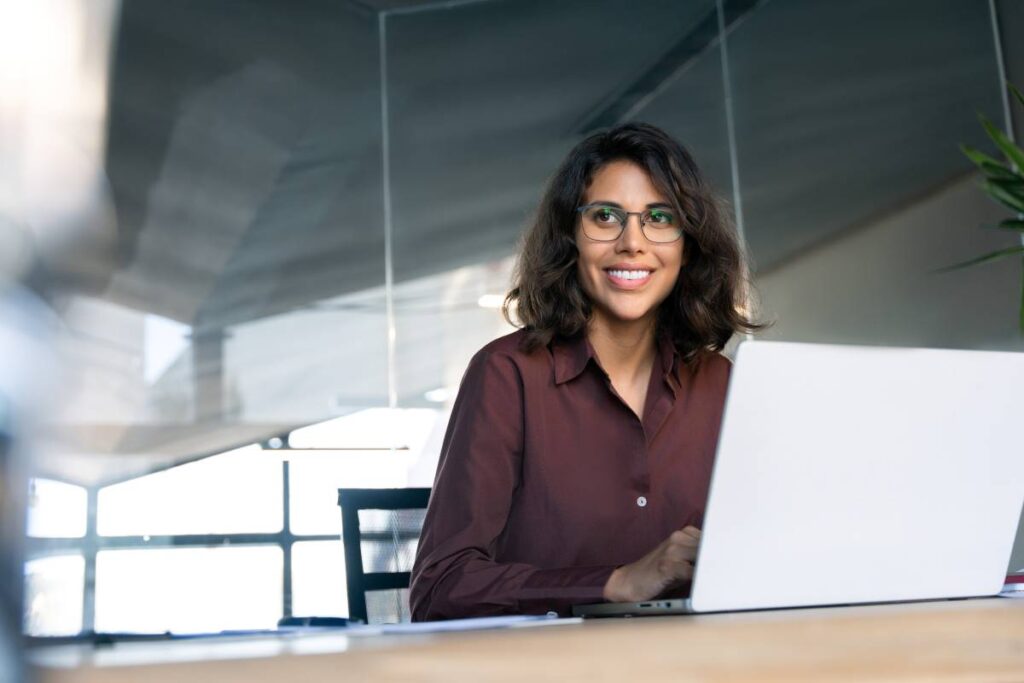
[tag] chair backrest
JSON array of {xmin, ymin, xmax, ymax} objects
[{"xmin": 336, "ymin": 487, "xmax": 431, "ymax": 625}]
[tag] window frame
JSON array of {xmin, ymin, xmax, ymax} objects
[{"xmin": 25, "ymin": 460, "xmax": 342, "ymax": 638}]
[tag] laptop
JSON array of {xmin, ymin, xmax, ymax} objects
[{"xmin": 574, "ymin": 340, "xmax": 1024, "ymax": 617}]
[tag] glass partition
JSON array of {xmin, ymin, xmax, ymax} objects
[
  {"xmin": 726, "ymin": 0, "xmax": 1021, "ymax": 350},
  {"xmin": 18, "ymin": 0, "xmax": 386, "ymax": 635},
  {"xmin": 728, "ymin": 0, "xmax": 1004, "ymax": 270},
  {"xmin": 9, "ymin": 0, "xmax": 1019, "ymax": 638},
  {"xmin": 385, "ymin": 0, "xmax": 727, "ymax": 423},
  {"xmin": 85, "ymin": 0, "xmax": 388, "ymax": 469}
]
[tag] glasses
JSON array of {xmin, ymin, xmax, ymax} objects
[{"xmin": 576, "ymin": 204, "xmax": 684, "ymax": 243}]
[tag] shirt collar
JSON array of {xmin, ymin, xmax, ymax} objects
[
  {"xmin": 657, "ymin": 332, "xmax": 682, "ymax": 397},
  {"xmin": 552, "ymin": 333, "xmax": 594, "ymax": 385},
  {"xmin": 551, "ymin": 331, "xmax": 682, "ymax": 393}
]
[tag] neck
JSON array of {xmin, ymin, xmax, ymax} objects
[{"xmin": 586, "ymin": 314, "xmax": 658, "ymax": 381}]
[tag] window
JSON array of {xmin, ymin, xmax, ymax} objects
[
  {"xmin": 291, "ymin": 541, "xmax": 348, "ymax": 618},
  {"xmin": 25, "ymin": 407, "xmax": 450, "ymax": 635},
  {"xmin": 24, "ymin": 555, "xmax": 84, "ymax": 636},
  {"xmin": 95, "ymin": 546, "xmax": 283, "ymax": 634},
  {"xmin": 27, "ymin": 478, "xmax": 87, "ymax": 538},
  {"xmin": 98, "ymin": 445, "xmax": 282, "ymax": 537}
]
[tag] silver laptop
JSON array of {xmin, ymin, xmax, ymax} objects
[{"xmin": 575, "ymin": 340, "xmax": 1024, "ymax": 617}]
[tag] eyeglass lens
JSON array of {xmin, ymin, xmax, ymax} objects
[{"xmin": 579, "ymin": 205, "xmax": 682, "ymax": 243}]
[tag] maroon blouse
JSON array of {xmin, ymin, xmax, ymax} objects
[{"xmin": 410, "ymin": 329, "xmax": 731, "ymax": 620}]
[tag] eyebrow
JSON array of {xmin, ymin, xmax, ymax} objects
[{"xmin": 588, "ymin": 201, "xmax": 674, "ymax": 210}]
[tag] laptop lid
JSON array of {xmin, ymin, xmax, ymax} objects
[{"xmin": 689, "ymin": 340, "xmax": 1024, "ymax": 613}]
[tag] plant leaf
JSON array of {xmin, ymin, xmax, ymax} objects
[
  {"xmin": 980, "ymin": 115, "xmax": 1024, "ymax": 171},
  {"xmin": 937, "ymin": 245, "xmax": 1024, "ymax": 272},
  {"xmin": 983, "ymin": 179, "xmax": 1024, "ymax": 213},
  {"xmin": 1011, "ymin": 83, "xmax": 1024, "ymax": 111},
  {"xmin": 999, "ymin": 218, "xmax": 1024, "ymax": 231},
  {"xmin": 987, "ymin": 176, "xmax": 1024, "ymax": 193},
  {"xmin": 962, "ymin": 144, "xmax": 1019, "ymax": 180},
  {"xmin": 983, "ymin": 163, "xmax": 1021, "ymax": 182},
  {"xmin": 962, "ymin": 144, "xmax": 1010, "ymax": 170}
]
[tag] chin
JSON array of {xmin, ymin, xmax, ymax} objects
[
  {"xmin": 596, "ymin": 301, "xmax": 658, "ymax": 325},
  {"xmin": 612, "ymin": 308, "xmax": 651, "ymax": 322}
]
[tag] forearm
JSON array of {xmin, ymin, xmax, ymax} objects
[{"xmin": 411, "ymin": 554, "xmax": 616, "ymax": 620}]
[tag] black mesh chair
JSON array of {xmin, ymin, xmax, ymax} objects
[{"xmin": 336, "ymin": 487, "xmax": 431, "ymax": 625}]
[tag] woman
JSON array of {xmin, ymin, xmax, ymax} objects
[{"xmin": 410, "ymin": 122, "xmax": 761, "ymax": 620}]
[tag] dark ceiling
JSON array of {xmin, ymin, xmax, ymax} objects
[{"xmin": 101, "ymin": 0, "xmax": 1001, "ymax": 330}]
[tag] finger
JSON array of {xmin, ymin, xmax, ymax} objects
[
  {"xmin": 669, "ymin": 530, "xmax": 700, "ymax": 548},
  {"xmin": 663, "ymin": 542, "xmax": 698, "ymax": 563},
  {"xmin": 658, "ymin": 556, "xmax": 695, "ymax": 580},
  {"xmin": 680, "ymin": 526, "xmax": 701, "ymax": 538}
]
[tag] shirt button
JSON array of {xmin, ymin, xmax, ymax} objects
[{"xmin": 636, "ymin": 496, "xmax": 648, "ymax": 508}]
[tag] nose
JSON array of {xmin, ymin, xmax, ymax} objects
[{"xmin": 616, "ymin": 214, "xmax": 646, "ymax": 253}]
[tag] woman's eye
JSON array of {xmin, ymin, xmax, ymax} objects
[
  {"xmin": 595, "ymin": 209, "xmax": 617, "ymax": 223},
  {"xmin": 648, "ymin": 210, "xmax": 674, "ymax": 224}
]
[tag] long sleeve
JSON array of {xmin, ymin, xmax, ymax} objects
[{"xmin": 409, "ymin": 346, "xmax": 615, "ymax": 621}]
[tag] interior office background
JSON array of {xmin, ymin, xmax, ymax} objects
[{"xmin": 2, "ymin": 0, "xmax": 1023, "ymax": 640}]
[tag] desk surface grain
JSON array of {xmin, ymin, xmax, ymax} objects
[{"xmin": 36, "ymin": 598, "xmax": 1024, "ymax": 682}]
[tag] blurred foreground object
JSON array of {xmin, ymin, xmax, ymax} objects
[
  {"xmin": 0, "ymin": 0, "xmax": 119, "ymax": 677},
  {"xmin": 0, "ymin": 286, "xmax": 58, "ymax": 683}
]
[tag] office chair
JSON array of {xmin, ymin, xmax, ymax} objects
[{"xmin": 336, "ymin": 487, "xmax": 431, "ymax": 625}]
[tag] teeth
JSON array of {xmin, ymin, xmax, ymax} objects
[{"xmin": 608, "ymin": 269, "xmax": 650, "ymax": 281}]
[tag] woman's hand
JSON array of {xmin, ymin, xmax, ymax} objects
[{"xmin": 602, "ymin": 526, "xmax": 700, "ymax": 603}]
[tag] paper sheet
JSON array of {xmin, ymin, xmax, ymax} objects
[{"xmin": 346, "ymin": 614, "xmax": 572, "ymax": 636}]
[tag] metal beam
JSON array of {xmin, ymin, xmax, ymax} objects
[{"xmin": 574, "ymin": 0, "xmax": 766, "ymax": 134}]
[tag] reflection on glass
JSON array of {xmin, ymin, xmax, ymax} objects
[
  {"xmin": 26, "ymin": 479, "xmax": 87, "ymax": 539},
  {"xmin": 392, "ymin": 258, "xmax": 518, "ymax": 410},
  {"xmin": 57, "ymin": 296, "xmax": 190, "ymax": 427},
  {"xmin": 291, "ymin": 541, "xmax": 347, "ymax": 618},
  {"xmin": 288, "ymin": 452, "xmax": 412, "ymax": 538},
  {"xmin": 288, "ymin": 408, "xmax": 442, "ymax": 536},
  {"xmin": 94, "ymin": 546, "xmax": 282, "ymax": 634},
  {"xmin": 97, "ymin": 445, "xmax": 282, "ymax": 536},
  {"xmin": 39, "ymin": 0, "xmax": 387, "ymax": 495},
  {"xmin": 143, "ymin": 314, "xmax": 191, "ymax": 386},
  {"xmin": 289, "ymin": 408, "xmax": 439, "ymax": 450},
  {"xmin": 224, "ymin": 288, "xmax": 390, "ymax": 424},
  {"xmin": 24, "ymin": 555, "xmax": 84, "ymax": 636}
]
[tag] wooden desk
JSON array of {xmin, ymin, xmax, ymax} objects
[{"xmin": 35, "ymin": 598, "xmax": 1024, "ymax": 682}]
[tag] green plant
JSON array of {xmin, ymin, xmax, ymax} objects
[{"xmin": 954, "ymin": 83, "xmax": 1024, "ymax": 332}]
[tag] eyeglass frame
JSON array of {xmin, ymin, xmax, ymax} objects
[{"xmin": 575, "ymin": 203, "xmax": 685, "ymax": 244}]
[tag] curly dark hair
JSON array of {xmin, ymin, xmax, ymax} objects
[{"xmin": 503, "ymin": 122, "xmax": 764, "ymax": 364}]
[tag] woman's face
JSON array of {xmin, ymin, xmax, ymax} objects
[{"xmin": 575, "ymin": 160, "xmax": 684, "ymax": 331}]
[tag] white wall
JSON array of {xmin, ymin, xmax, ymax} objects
[{"xmin": 755, "ymin": 174, "xmax": 1023, "ymax": 352}]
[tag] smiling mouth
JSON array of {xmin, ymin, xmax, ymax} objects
[{"xmin": 604, "ymin": 268, "xmax": 653, "ymax": 288}]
